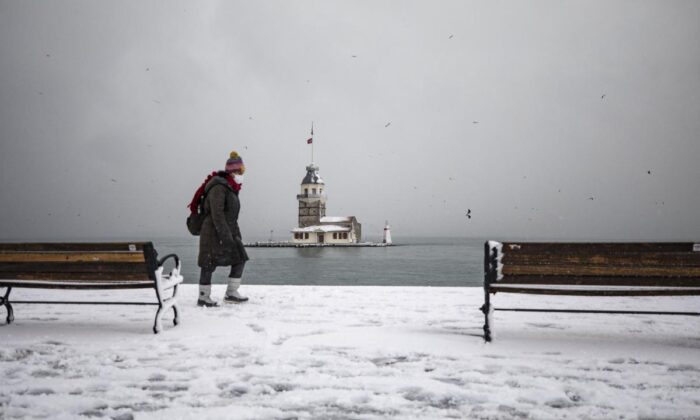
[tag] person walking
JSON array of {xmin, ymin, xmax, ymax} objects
[{"xmin": 190, "ymin": 151, "xmax": 250, "ymax": 307}]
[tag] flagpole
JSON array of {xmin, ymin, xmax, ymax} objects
[{"xmin": 311, "ymin": 121, "xmax": 314, "ymax": 164}]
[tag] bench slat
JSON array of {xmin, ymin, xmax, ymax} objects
[
  {"xmin": 0, "ymin": 272, "xmax": 152, "ymax": 281},
  {"xmin": 0, "ymin": 279, "xmax": 154, "ymax": 289},
  {"xmin": 489, "ymin": 285, "xmax": 700, "ymax": 296},
  {"xmin": 502, "ymin": 264, "xmax": 700, "ymax": 277},
  {"xmin": 0, "ymin": 252, "xmax": 146, "ymax": 263},
  {"xmin": 0, "ymin": 242, "xmax": 150, "ymax": 252},
  {"xmin": 498, "ymin": 275, "xmax": 700, "ymax": 287},
  {"xmin": 502, "ymin": 252, "xmax": 700, "ymax": 267},
  {"xmin": 0, "ymin": 262, "xmax": 151, "ymax": 274},
  {"xmin": 500, "ymin": 242, "xmax": 697, "ymax": 254}
]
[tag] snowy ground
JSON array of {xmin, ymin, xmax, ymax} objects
[{"xmin": 1, "ymin": 285, "xmax": 699, "ymax": 419}]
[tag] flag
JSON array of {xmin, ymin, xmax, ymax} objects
[{"xmin": 307, "ymin": 138, "xmax": 313, "ymax": 144}]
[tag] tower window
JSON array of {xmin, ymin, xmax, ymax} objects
[
  {"xmin": 333, "ymin": 233, "xmax": 337, "ymax": 239},
  {"xmin": 312, "ymin": 188, "xmax": 317, "ymax": 195},
  {"xmin": 304, "ymin": 188, "xmax": 308, "ymax": 195}
]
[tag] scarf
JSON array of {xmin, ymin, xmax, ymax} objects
[{"xmin": 187, "ymin": 171, "xmax": 241, "ymax": 214}]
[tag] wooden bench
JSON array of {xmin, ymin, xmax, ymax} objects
[
  {"xmin": 0, "ymin": 242, "xmax": 183, "ymax": 334},
  {"xmin": 481, "ymin": 241, "xmax": 700, "ymax": 342}
]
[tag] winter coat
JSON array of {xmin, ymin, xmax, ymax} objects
[{"xmin": 197, "ymin": 175, "xmax": 249, "ymax": 268}]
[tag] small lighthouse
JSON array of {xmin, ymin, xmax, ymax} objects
[{"xmin": 383, "ymin": 221, "xmax": 392, "ymax": 245}]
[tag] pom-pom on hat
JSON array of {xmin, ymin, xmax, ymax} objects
[{"xmin": 225, "ymin": 151, "xmax": 245, "ymax": 174}]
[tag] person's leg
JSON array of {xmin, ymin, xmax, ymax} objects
[
  {"xmin": 224, "ymin": 262, "xmax": 248, "ymax": 302},
  {"xmin": 198, "ymin": 266, "xmax": 219, "ymax": 307}
]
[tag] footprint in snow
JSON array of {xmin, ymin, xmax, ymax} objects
[
  {"xmin": 0, "ymin": 348, "xmax": 34, "ymax": 362},
  {"xmin": 79, "ymin": 404, "xmax": 108, "ymax": 417},
  {"xmin": 498, "ymin": 405, "xmax": 529, "ymax": 418},
  {"xmin": 20, "ymin": 388, "xmax": 55, "ymax": 396},
  {"xmin": 668, "ymin": 364, "xmax": 700, "ymax": 372},
  {"xmin": 371, "ymin": 356, "xmax": 409, "ymax": 366},
  {"xmin": 148, "ymin": 373, "xmax": 166, "ymax": 382},
  {"xmin": 545, "ymin": 397, "xmax": 577, "ymax": 409},
  {"xmin": 30, "ymin": 369, "xmax": 60, "ymax": 378},
  {"xmin": 247, "ymin": 323, "xmax": 265, "ymax": 333},
  {"xmin": 564, "ymin": 389, "xmax": 583, "ymax": 402},
  {"xmin": 526, "ymin": 322, "xmax": 565, "ymax": 330}
]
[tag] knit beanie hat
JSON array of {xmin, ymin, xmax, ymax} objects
[{"xmin": 225, "ymin": 151, "xmax": 245, "ymax": 174}]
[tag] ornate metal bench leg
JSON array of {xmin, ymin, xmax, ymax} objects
[
  {"xmin": 153, "ymin": 307, "xmax": 163, "ymax": 334},
  {"xmin": 1, "ymin": 287, "xmax": 13, "ymax": 324},
  {"xmin": 172, "ymin": 285, "xmax": 180, "ymax": 326},
  {"xmin": 172, "ymin": 304, "xmax": 179, "ymax": 326},
  {"xmin": 481, "ymin": 290, "xmax": 492, "ymax": 342},
  {"xmin": 153, "ymin": 276, "xmax": 164, "ymax": 334}
]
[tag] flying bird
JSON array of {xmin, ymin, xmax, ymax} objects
[
  {"xmin": 601, "ymin": 94, "xmax": 606, "ymax": 99},
  {"xmin": 448, "ymin": 34, "xmax": 454, "ymax": 39},
  {"xmin": 111, "ymin": 179, "xmax": 117, "ymax": 183},
  {"xmin": 466, "ymin": 209, "xmax": 472, "ymax": 219},
  {"xmin": 647, "ymin": 170, "xmax": 651, "ymax": 174},
  {"xmin": 588, "ymin": 196, "xmax": 595, "ymax": 201},
  {"xmin": 472, "ymin": 121, "xmax": 479, "ymax": 124},
  {"xmin": 385, "ymin": 122, "xmax": 391, "ymax": 127}
]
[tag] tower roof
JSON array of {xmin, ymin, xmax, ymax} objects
[{"xmin": 301, "ymin": 164, "xmax": 324, "ymax": 185}]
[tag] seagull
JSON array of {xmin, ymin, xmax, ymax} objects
[
  {"xmin": 472, "ymin": 121, "xmax": 479, "ymax": 124},
  {"xmin": 385, "ymin": 122, "xmax": 391, "ymax": 127},
  {"xmin": 448, "ymin": 34, "xmax": 454, "ymax": 39},
  {"xmin": 588, "ymin": 196, "xmax": 595, "ymax": 201},
  {"xmin": 111, "ymin": 179, "xmax": 117, "ymax": 183},
  {"xmin": 351, "ymin": 55, "xmax": 357, "ymax": 58},
  {"xmin": 601, "ymin": 94, "xmax": 606, "ymax": 99},
  {"xmin": 466, "ymin": 209, "xmax": 472, "ymax": 219}
]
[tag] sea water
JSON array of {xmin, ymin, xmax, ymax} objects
[{"xmin": 157, "ymin": 237, "xmax": 486, "ymax": 287}]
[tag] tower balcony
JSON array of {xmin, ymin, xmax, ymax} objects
[{"xmin": 296, "ymin": 193, "xmax": 326, "ymax": 200}]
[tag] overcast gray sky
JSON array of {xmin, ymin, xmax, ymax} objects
[{"xmin": 1, "ymin": 0, "xmax": 699, "ymax": 241}]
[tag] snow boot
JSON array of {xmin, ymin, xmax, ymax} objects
[
  {"xmin": 197, "ymin": 285, "xmax": 219, "ymax": 307},
  {"xmin": 224, "ymin": 278, "xmax": 249, "ymax": 303}
]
